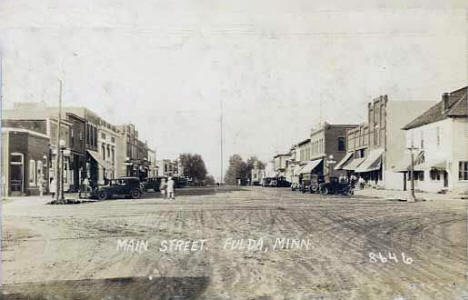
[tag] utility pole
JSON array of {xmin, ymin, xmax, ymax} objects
[
  {"xmin": 408, "ymin": 145, "xmax": 418, "ymax": 202},
  {"xmin": 55, "ymin": 79, "xmax": 63, "ymax": 202},
  {"xmin": 220, "ymin": 99, "xmax": 223, "ymax": 185}
]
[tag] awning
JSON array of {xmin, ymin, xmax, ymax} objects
[
  {"xmin": 355, "ymin": 149, "xmax": 384, "ymax": 173},
  {"xmin": 300, "ymin": 159, "xmax": 322, "ymax": 174},
  {"xmin": 393, "ymin": 151, "xmax": 424, "ymax": 172},
  {"xmin": 293, "ymin": 164, "xmax": 304, "ymax": 176},
  {"xmin": 87, "ymin": 150, "xmax": 114, "ymax": 170},
  {"xmin": 413, "ymin": 160, "xmax": 446, "ymax": 172},
  {"xmin": 334, "ymin": 152, "xmax": 353, "ymax": 170},
  {"xmin": 342, "ymin": 157, "xmax": 366, "ymax": 171}
]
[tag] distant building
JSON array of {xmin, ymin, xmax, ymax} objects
[
  {"xmin": 400, "ymin": 87, "xmax": 468, "ymax": 194},
  {"xmin": 336, "ymin": 95, "xmax": 435, "ymax": 189},
  {"xmin": 156, "ymin": 159, "xmax": 180, "ymax": 177},
  {"xmin": 116, "ymin": 124, "xmax": 150, "ymax": 180},
  {"xmin": 273, "ymin": 153, "xmax": 290, "ymax": 177},
  {"xmin": 147, "ymin": 149, "xmax": 157, "ymax": 177}
]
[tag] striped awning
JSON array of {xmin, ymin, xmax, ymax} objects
[
  {"xmin": 334, "ymin": 152, "xmax": 353, "ymax": 170},
  {"xmin": 355, "ymin": 149, "xmax": 384, "ymax": 173}
]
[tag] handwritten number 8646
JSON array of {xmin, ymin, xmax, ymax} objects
[{"xmin": 369, "ymin": 252, "xmax": 413, "ymax": 264}]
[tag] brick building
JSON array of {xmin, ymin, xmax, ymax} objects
[
  {"xmin": 1, "ymin": 128, "xmax": 49, "ymax": 196},
  {"xmin": 336, "ymin": 95, "xmax": 435, "ymax": 189}
]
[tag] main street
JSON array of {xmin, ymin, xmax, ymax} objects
[{"xmin": 2, "ymin": 187, "xmax": 467, "ymax": 299}]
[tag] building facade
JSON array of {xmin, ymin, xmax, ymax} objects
[
  {"xmin": 336, "ymin": 95, "xmax": 435, "ymax": 189},
  {"xmin": 401, "ymin": 87, "xmax": 468, "ymax": 194},
  {"xmin": 1, "ymin": 128, "xmax": 50, "ymax": 196}
]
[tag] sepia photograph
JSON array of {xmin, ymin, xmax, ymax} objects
[{"xmin": 0, "ymin": 0, "xmax": 467, "ymax": 299}]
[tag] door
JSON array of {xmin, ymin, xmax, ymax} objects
[
  {"xmin": 10, "ymin": 153, "xmax": 24, "ymax": 194},
  {"xmin": 443, "ymin": 171, "xmax": 448, "ymax": 188}
]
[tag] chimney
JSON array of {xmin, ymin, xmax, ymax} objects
[{"xmin": 441, "ymin": 93, "xmax": 450, "ymax": 112}]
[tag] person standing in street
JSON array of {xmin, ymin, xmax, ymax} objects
[
  {"xmin": 159, "ymin": 177, "xmax": 167, "ymax": 198},
  {"xmin": 81, "ymin": 177, "xmax": 90, "ymax": 198},
  {"xmin": 49, "ymin": 177, "xmax": 56, "ymax": 199},
  {"xmin": 167, "ymin": 177, "xmax": 175, "ymax": 200}
]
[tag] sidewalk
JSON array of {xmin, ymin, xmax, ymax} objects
[{"xmin": 354, "ymin": 188, "xmax": 467, "ymax": 201}]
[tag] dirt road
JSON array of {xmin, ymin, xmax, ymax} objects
[{"xmin": 2, "ymin": 187, "xmax": 467, "ymax": 299}]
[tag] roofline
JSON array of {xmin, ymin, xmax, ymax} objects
[{"xmin": 2, "ymin": 127, "xmax": 50, "ymax": 139}]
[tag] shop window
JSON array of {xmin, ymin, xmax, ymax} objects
[
  {"xmin": 37, "ymin": 161, "xmax": 43, "ymax": 184},
  {"xmin": 29, "ymin": 160, "xmax": 37, "ymax": 186},
  {"xmin": 459, "ymin": 161, "xmax": 468, "ymax": 181}
]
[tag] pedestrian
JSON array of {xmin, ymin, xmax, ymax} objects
[
  {"xmin": 159, "ymin": 177, "xmax": 167, "ymax": 198},
  {"xmin": 358, "ymin": 176, "xmax": 365, "ymax": 190},
  {"xmin": 39, "ymin": 176, "xmax": 44, "ymax": 198},
  {"xmin": 81, "ymin": 177, "xmax": 90, "ymax": 198},
  {"xmin": 167, "ymin": 176, "xmax": 175, "ymax": 200},
  {"xmin": 49, "ymin": 177, "xmax": 56, "ymax": 199}
]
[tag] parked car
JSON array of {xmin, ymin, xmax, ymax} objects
[
  {"xmin": 91, "ymin": 177, "xmax": 142, "ymax": 200},
  {"xmin": 269, "ymin": 179, "xmax": 278, "ymax": 187},
  {"xmin": 306, "ymin": 174, "xmax": 325, "ymax": 193},
  {"xmin": 319, "ymin": 176, "xmax": 353, "ymax": 196},
  {"xmin": 262, "ymin": 177, "xmax": 272, "ymax": 187},
  {"xmin": 142, "ymin": 176, "xmax": 188, "ymax": 192}
]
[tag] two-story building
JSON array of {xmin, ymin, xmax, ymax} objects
[
  {"xmin": 97, "ymin": 119, "xmax": 119, "ymax": 184},
  {"xmin": 304, "ymin": 122, "xmax": 358, "ymax": 180},
  {"xmin": 400, "ymin": 87, "xmax": 468, "ymax": 194},
  {"xmin": 273, "ymin": 153, "xmax": 290, "ymax": 177},
  {"xmin": 336, "ymin": 95, "xmax": 435, "ymax": 189}
]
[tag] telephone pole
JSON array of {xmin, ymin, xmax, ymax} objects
[
  {"xmin": 220, "ymin": 99, "xmax": 224, "ymax": 185},
  {"xmin": 55, "ymin": 79, "xmax": 63, "ymax": 202}
]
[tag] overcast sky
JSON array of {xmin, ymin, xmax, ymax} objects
[{"xmin": 1, "ymin": 0, "xmax": 467, "ymax": 181}]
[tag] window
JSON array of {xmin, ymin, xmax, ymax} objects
[
  {"xmin": 102, "ymin": 144, "xmax": 106, "ymax": 160},
  {"xmin": 420, "ymin": 131, "xmax": 424, "ymax": 149},
  {"xmin": 111, "ymin": 137, "xmax": 115, "ymax": 143},
  {"xmin": 338, "ymin": 137, "xmax": 345, "ymax": 151},
  {"xmin": 107, "ymin": 146, "xmax": 110, "ymax": 160},
  {"xmin": 29, "ymin": 160, "xmax": 36, "ymax": 186},
  {"xmin": 430, "ymin": 169, "xmax": 440, "ymax": 181},
  {"xmin": 111, "ymin": 148, "xmax": 115, "ymax": 162},
  {"xmin": 37, "ymin": 161, "xmax": 43, "ymax": 184},
  {"xmin": 459, "ymin": 161, "xmax": 468, "ymax": 180},
  {"xmin": 102, "ymin": 133, "xmax": 106, "ymax": 139}
]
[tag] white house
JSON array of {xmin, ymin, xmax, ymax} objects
[{"xmin": 400, "ymin": 86, "xmax": 468, "ymax": 194}]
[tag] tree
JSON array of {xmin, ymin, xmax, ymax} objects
[
  {"xmin": 224, "ymin": 154, "xmax": 248, "ymax": 185},
  {"xmin": 246, "ymin": 156, "xmax": 265, "ymax": 179},
  {"xmin": 179, "ymin": 153, "xmax": 208, "ymax": 185},
  {"xmin": 203, "ymin": 175, "xmax": 216, "ymax": 186}
]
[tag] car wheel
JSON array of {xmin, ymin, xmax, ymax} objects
[
  {"xmin": 131, "ymin": 190, "xmax": 142, "ymax": 199},
  {"xmin": 97, "ymin": 191, "xmax": 108, "ymax": 201},
  {"xmin": 320, "ymin": 186, "xmax": 329, "ymax": 195}
]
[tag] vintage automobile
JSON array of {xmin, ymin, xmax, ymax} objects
[
  {"xmin": 262, "ymin": 177, "xmax": 273, "ymax": 187},
  {"xmin": 141, "ymin": 176, "xmax": 188, "ymax": 192},
  {"xmin": 305, "ymin": 174, "xmax": 325, "ymax": 193},
  {"xmin": 91, "ymin": 177, "xmax": 142, "ymax": 200},
  {"xmin": 318, "ymin": 176, "xmax": 353, "ymax": 196}
]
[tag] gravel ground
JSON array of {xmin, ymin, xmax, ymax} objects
[{"xmin": 1, "ymin": 186, "xmax": 467, "ymax": 299}]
